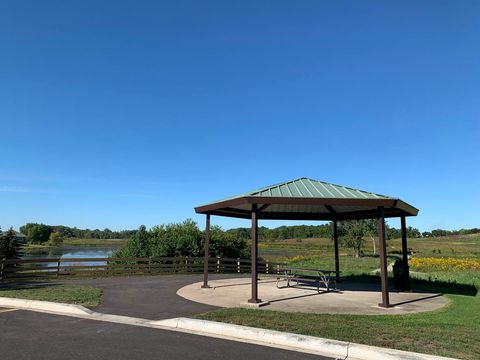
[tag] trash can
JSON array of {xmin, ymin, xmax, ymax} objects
[{"xmin": 392, "ymin": 259, "xmax": 405, "ymax": 289}]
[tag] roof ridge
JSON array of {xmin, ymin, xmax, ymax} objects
[
  {"xmin": 249, "ymin": 178, "xmax": 305, "ymax": 196},
  {"xmin": 195, "ymin": 177, "xmax": 396, "ymax": 208},
  {"xmin": 303, "ymin": 177, "xmax": 393, "ymax": 199},
  {"xmin": 249, "ymin": 177, "xmax": 393, "ymax": 199}
]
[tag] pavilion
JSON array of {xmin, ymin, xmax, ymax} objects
[{"xmin": 194, "ymin": 178, "xmax": 418, "ymax": 308}]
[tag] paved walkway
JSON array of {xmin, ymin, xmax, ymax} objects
[
  {"xmin": 65, "ymin": 274, "xmax": 238, "ymax": 319},
  {"xmin": 177, "ymin": 277, "xmax": 448, "ymax": 315}
]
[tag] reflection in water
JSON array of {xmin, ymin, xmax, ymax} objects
[{"xmin": 22, "ymin": 246, "xmax": 120, "ymax": 268}]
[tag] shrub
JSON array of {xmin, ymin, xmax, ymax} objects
[
  {"xmin": 115, "ymin": 220, "xmax": 249, "ymax": 259},
  {"xmin": 114, "ymin": 225, "xmax": 151, "ymax": 258}
]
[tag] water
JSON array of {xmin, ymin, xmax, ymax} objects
[{"xmin": 22, "ymin": 246, "xmax": 121, "ymax": 268}]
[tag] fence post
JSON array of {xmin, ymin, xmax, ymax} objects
[
  {"xmin": 216, "ymin": 256, "xmax": 220, "ymax": 273},
  {"xmin": 276, "ymin": 264, "xmax": 280, "ymax": 275},
  {"xmin": 56, "ymin": 259, "xmax": 61, "ymax": 277},
  {"xmin": 148, "ymin": 257, "xmax": 152, "ymax": 274},
  {"xmin": 266, "ymin": 260, "xmax": 269, "ymax": 274},
  {"xmin": 237, "ymin": 258, "xmax": 240, "ymax": 273}
]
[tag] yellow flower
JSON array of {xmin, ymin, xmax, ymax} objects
[{"xmin": 410, "ymin": 257, "xmax": 480, "ymax": 271}]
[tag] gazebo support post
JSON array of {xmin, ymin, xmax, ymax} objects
[
  {"xmin": 401, "ymin": 216, "xmax": 411, "ymax": 291},
  {"xmin": 333, "ymin": 220, "xmax": 340, "ymax": 279},
  {"xmin": 248, "ymin": 204, "xmax": 261, "ymax": 303},
  {"xmin": 201, "ymin": 214, "xmax": 211, "ymax": 288},
  {"xmin": 377, "ymin": 206, "xmax": 390, "ymax": 307}
]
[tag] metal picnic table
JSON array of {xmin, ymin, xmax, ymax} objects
[{"xmin": 276, "ymin": 267, "xmax": 339, "ymax": 293}]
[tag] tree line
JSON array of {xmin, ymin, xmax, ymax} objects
[
  {"xmin": 226, "ymin": 223, "xmax": 423, "ymax": 241},
  {"xmin": 421, "ymin": 228, "xmax": 480, "ymax": 238},
  {"xmin": 3, "ymin": 220, "xmax": 480, "ymax": 262},
  {"xmin": 19, "ymin": 223, "xmax": 137, "ymax": 244}
]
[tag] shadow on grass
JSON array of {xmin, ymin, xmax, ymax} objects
[{"xmin": 344, "ymin": 274, "xmax": 477, "ymax": 296}]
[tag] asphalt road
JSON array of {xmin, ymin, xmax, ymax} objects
[
  {"xmin": 66, "ymin": 273, "xmax": 237, "ymax": 319},
  {"xmin": 0, "ymin": 309, "xmax": 332, "ymax": 360}
]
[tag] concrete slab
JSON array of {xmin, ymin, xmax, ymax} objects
[{"xmin": 177, "ymin": 277, "xmax": 448, "ymax": 315}]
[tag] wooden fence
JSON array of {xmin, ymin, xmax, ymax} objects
[{"xmin": 0, "ymin": 257, "xmax": 286, "ymax": 282}]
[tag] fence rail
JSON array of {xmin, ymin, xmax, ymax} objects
[{"xmin": 0, "ymin": 256, "xmax": 286, "ymax": 282}]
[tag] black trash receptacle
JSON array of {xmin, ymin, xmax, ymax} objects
[{"xmin": 392, "ymin": 259, "xmax": 405, "ymax": 289}]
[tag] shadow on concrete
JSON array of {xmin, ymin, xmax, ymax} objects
[
  {"xmin": 213, "ymin": 278, "xmax": 277, "ymax": 289},
  {"xmin": 268, "ymin": 289, "xmax": 336, "ymax": 304}
]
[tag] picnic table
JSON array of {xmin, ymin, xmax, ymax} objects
[{"xmin": 276, "ymin": 267, "xmax": 339, "ymax": 293}]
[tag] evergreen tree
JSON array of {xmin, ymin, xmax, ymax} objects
[{"xmin": 0, "ymin": 227, "xmax": 24, "ymax": 278}]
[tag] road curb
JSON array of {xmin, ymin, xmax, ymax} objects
[
  {"xmin": 0, "ymin": 296, "xmax": 95, "ymax": 316},
  {"xmin": 151, "ymin": 317, "xmax": 454, "ymax": 360},
  {"xmin": 0, "ymin": 297, "xmax": 456, "ymax": 360},
  {"xmin": 151, "ymin": 317, "xmax": 349, "ymax": 358}
]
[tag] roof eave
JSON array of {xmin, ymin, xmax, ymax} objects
[
  {"xmin": 195, "ymin": 197, "xmax": 406, "ymax": 214},
  {"xmin": 194, "ymin": 197, "xmax": 249, "ymax": 214}
]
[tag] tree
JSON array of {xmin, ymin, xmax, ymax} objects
[
  {"xmin": 115, "ymin": 225, "xmax": 151, "ymax": 258},
  {"xmin": 209, "ymin": 225, "xmax": 249, "ymax": 258},
  {"xmin": 339, "ymin": 220, "xmax": 374, "ymax": 258},
  {"xmin": 26, "ymin": 224, "xmax": 53, "ymax": 244},
  {"xmin": 407, "ymin": 226, "xmax": 421, "ymax": 238},
  {"xmin": 149, "ymin": 219, "xmax": 203, "ymax": 257},
  {"xmin": 0, "ymin": 227, "xmax": 24, "ymax": 274},
  {"xmin": 48, "ymin": 231, "xmax": 65, "ymax": 246},
  {"xmin": 363, "ymin": 219, "xmax": 378, "ymax": 255},
  {"xmin": 114, "ymin": 220, "xmax": 249, "ymax": 259}
]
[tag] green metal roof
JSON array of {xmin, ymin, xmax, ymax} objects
[
  {"xmin": 225, "ymin": 178, "xmax": 392, "ymax": 200},
  {"xmin": 195, "ymin": 178, "xmax": 418, "ymax": 220}
]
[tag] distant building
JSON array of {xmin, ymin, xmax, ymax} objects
[{"xmin": 1, "ymin": 230, "xmax": 27, "ymax": 244}]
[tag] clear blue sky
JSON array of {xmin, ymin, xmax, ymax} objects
[{"xmin": 1, "ymin": 1, "xmax": 479, "ymax": 232}]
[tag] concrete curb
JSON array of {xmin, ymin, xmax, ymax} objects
[
  {"xmin": 0, "ymin": 297, "xmax": 456, "ymax": 360},
  {"xmin": 152, "ymin": 317, "xmax": 349, "ymax": 358},
  {"xmin": 0, "ymin": 296, "xmax": 95, "ymax": 316},
  {"xmin": 151, "ymin": 317, "xmax": 453, "ymax": 360}
]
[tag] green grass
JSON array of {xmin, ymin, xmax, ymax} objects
[
  {"xmin": 285, "ymin": 254, "xmax": 397, "ymax": 275},
  {"xmin": 197, "ymin": 275, "xmax": 480, "ymax": 359},
  {"xmin": 201, "ymin": 234, "xmax": 480, "ymax": 359},
  {"xmin": 0, "ymin": 285, "xmax": 102, "ymax": 307},
  {"xmin": 259, "ymin": 233, "xmax": 480, "ymax": 260}
]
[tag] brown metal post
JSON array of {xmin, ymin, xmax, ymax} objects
[
  {"xmin": 401, "ymin": 216, "xmax": 411, "ymax": 291},
  {"xmin": 377, "ymin": 206, "xmax": 390, "ymax": 307},
  {"xmin": 333, "ymin": 220, "xmax": 340, "ymax": 279},
  {"xmin": 201, "ymin": 214, "xmax": 211, "ymax": 288},
  {"xmin": 248, "ymin": 204, "xmax": 261, "ymax": 303}
]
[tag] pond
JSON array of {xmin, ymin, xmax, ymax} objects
[{"xmin": 22, "ymin": 245, "xmax": 122, "ymax": 267}]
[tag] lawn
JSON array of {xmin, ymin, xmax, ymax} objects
[
  {"xmin": 0, "ymin": 285, "xmax": 102, "ymax": 307},
  {"xmin": 197, "ymin": 275, "xmax": 479, "ymax": 359},
  {"xmin": 199, "ymin": 234, "xmax": 480, "ymax": 359}
]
